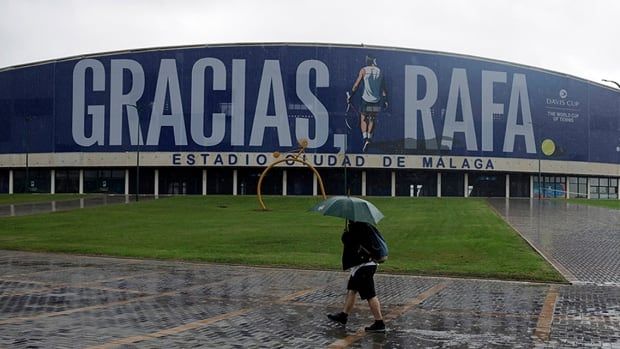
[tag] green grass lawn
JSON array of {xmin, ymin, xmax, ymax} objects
[
  {"xmin": 0, "ymin": 194, "xmax": 89, "ymax": 205},
  {"xmin": 0, "ymin": 196, "xmax": 564, "ymax": 282},
  {"xmin": 568, "ymin": 198, "xmax": 620, "ymax": 209}
]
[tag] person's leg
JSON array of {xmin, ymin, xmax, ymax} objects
[
  {"xmin": 360, "ymin": 113, "xmax": 369, "ymax": 138},
  {"xmin": 367, "ymin": 113, "xmax": 376, "ymax": 138},
  {"xmin": 357, "ymin": 266, "xmax": 386, "ymax": 332},
  {"xmin": 366, "ymin": 114, "xmax": 375, "ymax": 146},
  {"xmin": 343, "ymin": 290, "xmax": 357, "ymax": 314},
  {"xmin": 367, "ymin": 296, "xmax": 383, "ymax": 320},
  {"xmin": 365, "ymin": 296, "xmax": 386, "ymax": 332},
  {"xmin": 360, "ymin": 113, "xmax": 371, "ymax": 151},
  {"xmin": 328, "ymin": 280, "xmax": 358, "ymax": 325}
]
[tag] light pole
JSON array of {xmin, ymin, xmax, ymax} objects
[
  {"xmin": 616, "ymin": 144, "xmax": 620, "ymax": 199},
  {"xmin": 344, "ymin": 155, "xmax": 348, "ymax": 196},
  {"xmin": 24, "ymin": 115, "xmax": 31, "ymax": 193},
  {"xmin": 136, "ymin": 123, "xmax": 140, "ymax": 202},
  {"xmin": 604, "ymin": 80, "xmax": 620, "ymax": 197},
  {"xmin": 344, "ymin": 132, "xmax": 349, "ymax": 196},
  {"xmin": 527, "ymin": 119, "xmax": 542, "ymax": 200},
  {"xmin": 616, "ymin": 143, "xmax": 620, "ymax": 194},
  {"xmin": 602, "ymin": 79, "xmax": 620, "ymax": 89},
  {"xmin": 538, "ymin": 156, "xmax": 542, "ymax": 200}
]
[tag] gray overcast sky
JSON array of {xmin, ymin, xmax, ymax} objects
[{"xmin": 1, "ymin": 0, "xmax": 619, "ymax": 86}]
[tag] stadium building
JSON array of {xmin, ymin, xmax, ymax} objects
[{"xmin": 0, "ymin": 43, "xmax": 619, "ymax": 199}]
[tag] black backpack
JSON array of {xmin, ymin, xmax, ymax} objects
[{"xmin": 357, "ymin": 223, "xmax": 389, "ymax": 263}]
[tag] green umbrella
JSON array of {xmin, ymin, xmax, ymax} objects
[{"xmin": 310, "ymin": 196, "xmax": 384, "ymax": 225}]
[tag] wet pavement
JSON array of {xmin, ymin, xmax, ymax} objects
[
  {"xmin": 488, "ymin": 199, "xmax": 620, "ymax": 287},
  {"xmin": 0, "ymin": 250, "xmax": 618, "ymax": 348},
  {"xmin": 0, "ymin": 195, "xmax": 158, "ymax": 217}
]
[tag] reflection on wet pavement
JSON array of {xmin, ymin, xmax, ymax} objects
[
  {"xmin": 488, "ymin": 198, "xmax": 620, "ymax": 286},
  {"xmin": 0, "ymin": 195, "xmax": 159, "ymax": 217},
  {"xmin": 0, "ymin": 251, "xmax": 617, "ymax": 348}
]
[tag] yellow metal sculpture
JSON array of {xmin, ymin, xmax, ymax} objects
[{"xmin": 257, "ymin": 139, "xmax": 327, "ymax": 210}]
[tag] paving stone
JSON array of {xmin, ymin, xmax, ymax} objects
[
  {"xmin": 488, "ymin": 199, "xmax": 620, "ymax": 286},
  {"xmin": 0, "ymin": 279, "xmax": 49, "ymax": 295},
  {"xmin": 546, "ymin": 285, "xmax": 620, "ymax": 348},
  {"xmin": 133, "ymin": 303, "xmax": 337, "ymax": 349},
  {"xmin": 0, "ymin": 249, "xmax": 618, "ymax": 348},
  {"xmin": 0, "ymin": 286, "xmax": 146, "ymax": 320},
  {"xmin": 353, "ymin": 309, "xmax": 537, "ymax": 348},
  {"xmin": 97, "ymin": 265, "xmax": 254, "ymax": 294},
  {"xmin": 0, "ymin": 258, "xmax": 79, "ymax": 276},
  {"xmin": 419, "ymin": 279, "xmax": 548, "ymax": 315},
  {"xmin": 0, "ymin": 295, "xmax": 250, "ymax": 348}
]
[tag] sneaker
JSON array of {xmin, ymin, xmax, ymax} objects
[
  {"xmin": 365, "ymin": 320, "xmax": 386, "ymax": 332},
  {"xmin": 362, "ymin": 140, "xmax": 370, "ymax": 152},
  {"xmin": 327, "ymin": 312, "xmax": 348, "ymax": 325}
]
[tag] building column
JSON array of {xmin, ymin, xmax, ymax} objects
[
  {"xmin": 437, "ymin": 172, "xmax": 441, "ymax": 198},
  {"xmin": 50, "ymin": 169, "xmax": 55, "ymax": 194},
  {"xmin": 530, "ymin": 175, "xmax": 534, "ymax": 198},
  {"xmin": 587, "ymin": 178, "xmax": 591, "ymax": 199},
  {"xmin": 124, "ymin": 169, "xmax": 130, "ymax": 195},
  {"xmin": 464, "ymin": 173, "xmax": 469, "ymax": 198},
  {"xmin": 565, "ymin": 178, "xmax": 570, "ymax": 199},
  {"xmin": 154, "ymin": 169, "xmax": 159, "ymax": 196},
  {"xmin": 233, "ymin": 169, "xmax": 238, "ymax": 195},
  {"xmin": 312, "ymin": 172, "xmax": 318, "ymax": 196},
  {"xmin": 79, "ymin": 169, "xmax": 84, "ymax": 194},
  {"xmin": 282, "ymin": 170, "xmax": 287, "ymax": 196},
  {"xmin": 361, "ymin": 171, "xmax": 367, "ymax": 196},
  {"xmin": 202, "ymin": 169, "xmax": 207, "ymax": 196},
  {"xmin": 391, "ymin": 171, "xmax": 396, "ymax": 197},
  {"xmin": 8, "ymin": 170, "xmax": 13, "ymax": 194},
  {"xmin": 505, "ymin": 173, "xmax": 510, "ymax": 198}
]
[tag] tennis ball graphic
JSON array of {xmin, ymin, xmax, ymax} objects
[{"xmin": 541, "ymin": 139, "xmax": 556, "ymax": 156}]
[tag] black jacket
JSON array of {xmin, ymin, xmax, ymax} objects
[{"xmin": 341, "ymin": 222, "xmax": 372, "ymax": 270}]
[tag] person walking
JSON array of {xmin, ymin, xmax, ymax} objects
[
  {"xmin": 327, "ymin": 220, "xmax": 386, "ymax": 332},
  {"xmin": 348, "ymin": 55, "xmax": 388, "ymax": 152}
]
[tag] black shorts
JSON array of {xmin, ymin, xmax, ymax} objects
[
  {"xmin": 361, "ymin": 100, "xmax": 381, "ymax": 114},
  {"xmin": 347, "ymin": 265, "xmax": 377, "ymax": 300}
]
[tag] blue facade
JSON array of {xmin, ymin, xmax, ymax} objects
[{"xmin": 0, "ymin": 43, "xmax": 619, "ymax": 164}]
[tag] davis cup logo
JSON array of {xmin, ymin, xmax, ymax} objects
[{"xmin": 545, "ymin": 88, "xmax": 580, "ymax": 123}]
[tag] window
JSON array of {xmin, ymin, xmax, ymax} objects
[
  {"xmin": 441, "ymin": 172, "xmax": 464, "ymax": 197},
  {"xmin": 207, "ymin": 168, "xmax": 234, "ymax": 194},
  {"xmin": 589, "ymin": 177, "xmax": 618, "ymax": 199},
  {"xmin": 158, "ymin": 168, "xmax": 201, "ymax": 195},
  {"xmin": 13, "ymin": 169, "xmax": 51, "ymax": 193},
  {"xmin": 0, "ymin": 170, "xmax": 9, "ymax": 193},
  {"xmin": 510, "ymin": 173, "xmax": 530, "ymax": 197},
  {"xmin": 534, "ymin": 175, "xmax": 566, "ymax": 198},
  {"xmin": 395, "ymin": 171, "xmax": 437, "ymax": 197},
  {"xmin": 55, "ymin": 169, "xmax": 79, "ymax": 193},
  {"xmin": 286, "ymin": 168, "xmax": 313, "ymax": 195},
  {"xmin": 568, "ymin": 177, "xmax": 588, "ymax": 198},
  {"xmin": 319, "ymin": 168, "xmax": 362, "ymax": 196},
  {"xmin": 83, "ymin": 169, "xmax": 124, "ymax": 194},
  {"xmin": 469, "ymin": 173, "xmax": 506, "ymax": 197},
  {"xmin": 366, "ymin": 169, "xmax": 392, "ymax": 196}
]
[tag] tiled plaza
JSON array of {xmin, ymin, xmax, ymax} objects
[{"xmin": 0, "ymin": 198, "xmax": 619, "ymax": 348}]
